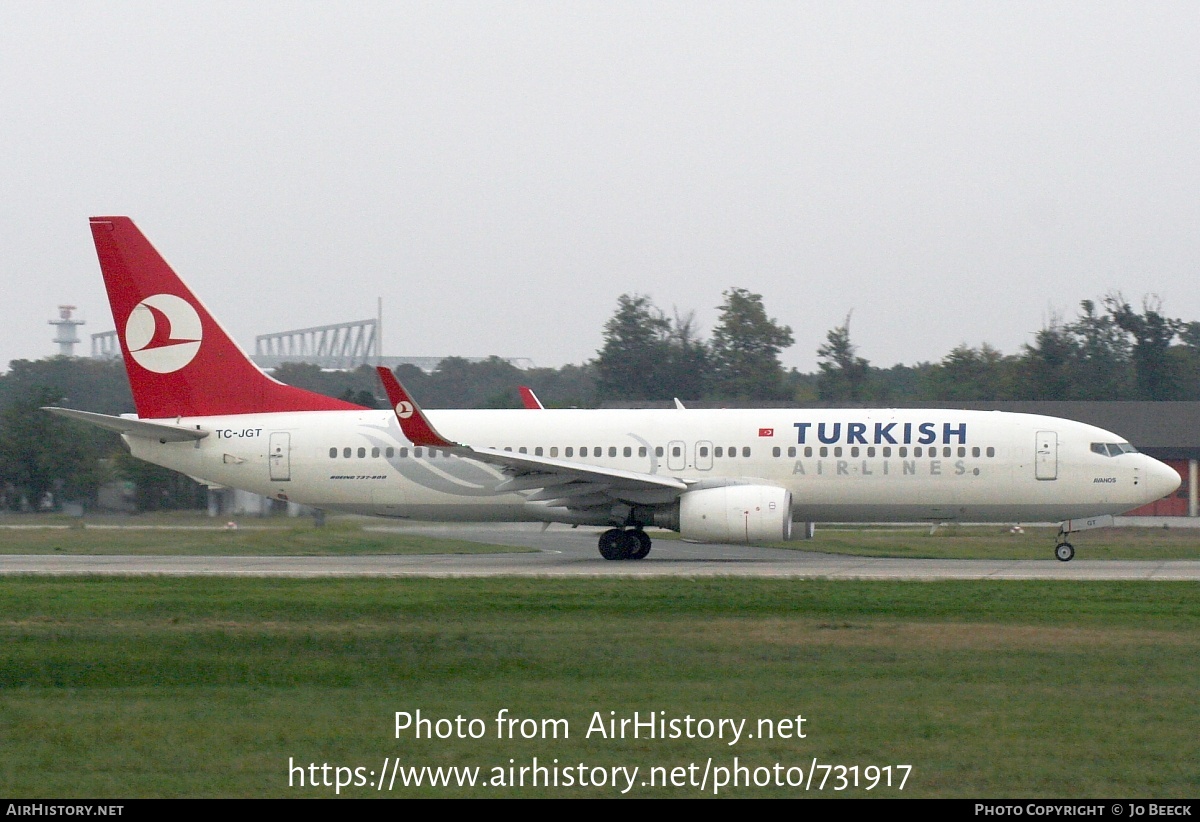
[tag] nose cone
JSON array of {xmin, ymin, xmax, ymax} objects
[{"xmin": 1143, "ymin": 457, "xmax": 1182, "ymax": 503}]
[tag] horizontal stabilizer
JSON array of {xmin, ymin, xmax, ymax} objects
[{"xmin": 42, "ymin": 407, "xmax": 209, "ymax": 442}]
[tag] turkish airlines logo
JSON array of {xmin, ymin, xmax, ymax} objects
[
  {"xmin": 395, "ymin": 401, "xmax": 414, "ymax": 419},
  {"xmin": 124, "ymin": 294, "xmax": 203, "ymax": 373}
]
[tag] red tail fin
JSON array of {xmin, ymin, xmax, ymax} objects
[{"xmin": 90, "ymin": 217, "xmax": 361, "ymax": 418}]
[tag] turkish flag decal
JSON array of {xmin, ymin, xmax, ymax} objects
[{"xmin": 758, "ymin": 428, "xmax": 774, "ymax": 437}]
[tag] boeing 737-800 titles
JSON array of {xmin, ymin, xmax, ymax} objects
[{"xmin": 46, "ymin": 217, "xmax": 1181, "ymax": 561}]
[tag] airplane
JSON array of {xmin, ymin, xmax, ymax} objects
[{"xmin": 46, "ymin": 216, "xmax": 1182, "ymax": 562}]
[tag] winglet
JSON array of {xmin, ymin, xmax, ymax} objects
[
  {"xmin": 518, "ymin": 386, "xmax": 545, "ymax": 410},
  {"xmin": 375, "ymin": 367, "xmax": 460, "ymax": 448}
]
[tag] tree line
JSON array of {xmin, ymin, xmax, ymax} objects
[
  {"xmin": 2, "ymin": 290, "xmax": 1199, "ymax": 512},
  {"xmin": 815, "ymin": 295, "xmax": 1200, "ymax": 403}
]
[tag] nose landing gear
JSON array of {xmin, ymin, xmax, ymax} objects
[
  {"xmin": 597, "ymin": 528, "xmax": 652, "ymax": 560},
  {"xmin": 1054, "ymin": 541, "xmax": 1075, "ymax": 562}
]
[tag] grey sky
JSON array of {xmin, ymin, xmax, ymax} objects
[{"xmin": 3, "ymin": 2, "xmax": 1198, "ymax": 375}]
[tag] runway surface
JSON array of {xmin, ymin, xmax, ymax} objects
[{"xmin": 1, "ymin": 524, "xmax": 1197, "ymax": 580}]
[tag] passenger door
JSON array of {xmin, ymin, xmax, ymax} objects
[{"xmin": 1035, "ymin": 431, "xmax": 1057, "ymax": 481}]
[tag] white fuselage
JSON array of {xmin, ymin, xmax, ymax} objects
[{"xmin": 123, "ymin": 408, "xmax": 1180, "ymax": 524}]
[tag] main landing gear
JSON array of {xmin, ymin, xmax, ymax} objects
[{"xmin": 598, "ymin": 528, "xmax": 652, "ymax": 561}]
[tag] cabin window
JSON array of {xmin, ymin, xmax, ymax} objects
[
  {"xmin": 788, "ymin": 446, "xmax": 797, "ymax": 458},
  {"xmin": 700, "ymin": 446, "xmax": 710, "ymax": 457},
  {"xmin": 742, "ymin": 447, "xmax": 751, "ymax": 458},
  {"xmin": 850, "ymin": 447, "xmax": 859, "ymax": 458},
  {"xmin": 550, "ymin": 447, "xmax": 558, "ymax": 457},
  {"xmin": 535, "ymin": 447, "xmax": 543, "ymax": 456},
  {"xmin": 834, "ymin": 447, "xmax": 843, "ymax": 457},
  {"xmin": 915, "ymin": 447, "xmax": 923, "ymax": 457},
  {"xmin": 804, "ymin": 447, "xmax": 813, "ymax": 458},
  {"xmin": 608, "ymin": 447, "xmax": 617, "ymax": 457},
  {"xmin": 372, "ymin": 447, "xmax": 380, "ymax": 458},
  {"xmin": 672, "ymin": 446, "xmax": 682, "ymax": 458},
  {"xmin": 972, "ymin": 447, "xmax": 980, "ymax": 457},
  {"xmin": 594, "ymin": 447, "xmax": 602, "ymax": 457},
  {"xmin": 867, "ymin": 447, "xmax": 875, "ymax": 458},
  {"xmin": 899, "ymin": 447, "xmax": 908, "ymax": 458},
  {"xmin": 655, "ymin": 446, "xmax": 664, "ymax": 457},
  {"xmin": 329, "ymin": 447, "xmax": 337, "ymax": 458},
  {"xmin": 519, "ymin": 447, "xmax": 528, "ymax": 454},
  {"xmin": 986, "ymin": 447, "xmax": 995, "ymax": 458},
  {"xmin": 639, "ymin": 447, "xmax": 647, "ymax": 457},
  {"xmin": 414, "ymin": 447, "xmax": 423, "ymax": 458},
  {"xmin": 943, "ymin": 447, "xmax": 952, "ymax": 458},
  {"xmin": 623, "ymin": 446, "xmax": 632, "ymax": 457},
  {"xmin": 386, "ymin": 447, "xmax": 394, "ymax": 458},
  {"xmin": 428, "ymin": 450, "xmax": 436, "ymax": 459},
  {"xmin": 772, "ymin": 446, "xmax": 781, "ymax": 457},
  {"xmin": 715, "ymin": 447, "xmax": 724, "ymax": 458},
  {"xmin": 819, "ymin": 447, "xmax": 828, "ymax": 457},
  {"xmin": 565, "ymin": 447, "xmax": 573, "ymax": 457},
  {"xmin": 343, "ymin": 447, "xmax": 351, "ymax": 458},
  {"xmin": 882, "ymin": 446, "xmax": 891, "ymax": 457},
  {"xmin": 399, "ymin": 447, "xmax": 408, "ymax": 458}
]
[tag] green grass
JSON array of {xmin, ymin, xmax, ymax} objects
[
  {"xmin": 0, "ymin": 516, "xmax": 526, "ymax": 556},
  {"xmin": 1, "ymin": 578, "xmax": 1196, "ymax": 798}
]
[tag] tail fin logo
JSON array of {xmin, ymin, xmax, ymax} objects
[{"xmin": 124, "ymin": 294, "xmax": 203, "ymax": 373}]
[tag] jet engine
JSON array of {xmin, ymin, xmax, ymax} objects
[{"xmin": 676, "ymin": 484, "xmax": 794, "ymax": 543}]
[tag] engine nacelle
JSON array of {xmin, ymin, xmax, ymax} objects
[{"xmin": 678, "ymin": 484, "xmax": 794, "ymax": 544}]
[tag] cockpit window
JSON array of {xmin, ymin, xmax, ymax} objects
[{"xmin": 1091, "ymin": 442, "xmax": 1138, "ymax": 457}]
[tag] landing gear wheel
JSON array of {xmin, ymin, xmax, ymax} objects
[
  {"xmin": 628, "ymin": 530, "xmax": 652, "ymax": 560},
  {"xmin": 1055, "ymin": 541, "xmax": 1075, "ymax": 562},
  {"xmin": 598, "ymin": 529, "xmax": 629, "ymax": 561},
  {"xmin": 618, "ymin": 530, "xmax": 642, "ymax": 560}
]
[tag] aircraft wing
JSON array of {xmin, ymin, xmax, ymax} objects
[
  {"xmin": 42, "ymin": 407, "xmax": 210, "ymax": 442},
  {"xmin": 375, "ymin": 368, "xmax": 687, "ymax": 509}
]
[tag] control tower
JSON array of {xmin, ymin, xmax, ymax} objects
[{"xmin": 50, "ymin": 305, "xmax": 85, "ymax": 357}]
